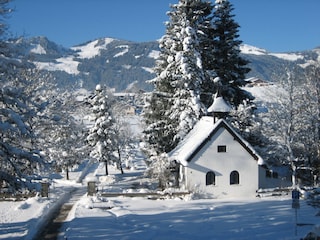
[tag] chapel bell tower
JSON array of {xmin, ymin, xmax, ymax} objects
[{"xmin": 207, "ymin": 92, "xmax": 231, "ymax": 123}]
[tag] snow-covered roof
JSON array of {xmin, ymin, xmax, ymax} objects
[
  {"xmin": 207, "ymin": 96, "xmax": 231, "ymax": 113},
  {"xmin": 169, "ymin": 116, "xmax": 264, "ymax": 166}
]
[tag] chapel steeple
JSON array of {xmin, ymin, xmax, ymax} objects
[{"xmin": 207, "ymin": 85, "xmax": 231, "ymax": 123}]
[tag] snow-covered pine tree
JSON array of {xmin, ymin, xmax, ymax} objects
[
  {"xmin": 170, "ymin": 22, "xmax": 205, "ymax": 140},
  {"xmin": 196, "ymin": 1, "xmax": 218, "ymax": 108},
  {"xmin": 143, "ymin": 0, "xmax": 214, "ymax": 157},
  {"xmin": 212, "ymin": 0, "xmax": 252, "ymax": 107},
  {"xmin": 143, "ymin": 0, "xmax": 216, "ymax": 187},
  {"xmin": 142, "ymin": 90, "xmax": 178, "ymax": 167},
  {"xmin": 0, "ymin": 78, "xmax": 45, "ymax": 192},
  {"xmin": 86, "ymin": 85, "xmax": 117, "ymax": 175},
  {"xmin": 0, "ymin": 1, "xmax": 48, "ymax": 192}
]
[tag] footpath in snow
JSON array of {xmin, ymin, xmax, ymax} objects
[{"xmin": 0, "ymin": 159, "xmax": 99, "ymax": 240}]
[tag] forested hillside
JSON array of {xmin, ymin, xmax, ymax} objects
[{"xmin": 9, "ymin": 36, "xmax": 320, "ymax": 92}]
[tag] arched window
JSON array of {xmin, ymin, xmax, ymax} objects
[
  {"xmin": 230, "ymin": 171, "xmax": 239, "ymax": 185},
  {"xmin": 206, "ymin": 171, "xmax": 216, "ymax": 185}
]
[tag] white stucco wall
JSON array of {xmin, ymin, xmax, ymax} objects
[{"xmin": 184, "ymin": 127, "xmax": 260, "ymax": 198}]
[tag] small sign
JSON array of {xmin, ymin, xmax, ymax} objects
[
  {"xmin": 292, "ymin": 189, "xmax": 300, "ymax": 209},
  {"xmin": 292, "ymin": 189, "xmax": 300, "ymax": 200}
]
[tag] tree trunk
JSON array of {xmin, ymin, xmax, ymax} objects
[
  {"xmin": 119, "ymin": 162, "xmax": 124, "ymax": 174},
  {"xmin": 66, "ymin": 167, "xmax": 69, "ymax": 180},
  {"xmin": 117, "ymin": 148, "xmax": 124, "ymax": 174},
  {"xmin": 105, "ymin": 160, "xmax": 109, "ymax": 176}
]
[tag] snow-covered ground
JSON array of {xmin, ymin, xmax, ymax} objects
[
  {"xmin": 0, "ymin": 175, "xmax": 80, "ymax": 239},
  {"xmin": 1, "ymin": 158, "xmax": 320, "ymax": 239},
  {"xmin": 58, "ymin": 158, "xmax": 320, "ymax": 240},
  {"xmin": 61, "ymin": 195, "xmax": 319, "ymax": 240}
]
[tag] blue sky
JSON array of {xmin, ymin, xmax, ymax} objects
[{"xmin": 7, "ymin": 0, "xmax": 320, "ymax": 52}]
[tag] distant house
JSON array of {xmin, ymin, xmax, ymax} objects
[
  {"xmin": 245, "ymin": 77, "xmax": 272, "ymax": 87},
  {"xmin": 123, "ymin": 104, "xmax": 136, "ymax": 115},
  {"xmin": 169, "ymin": 96, "xmax": 290, "ymax": 198}
]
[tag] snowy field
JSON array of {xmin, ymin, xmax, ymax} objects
[
  {"xmin": 61, "ymin": 195, "xmax": 319, "ymax": 240},
  {"xmin": 0, "ymin": 153, "xmax": 320, "ymax": 239}
]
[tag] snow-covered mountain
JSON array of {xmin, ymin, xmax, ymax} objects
[
  {"xmin": 10, "ymin": 36, "xmax": 320, "ymax": 91},
  {"xmin": 11, "ymin": 37, "xmax": 158, "ymax": 91}
]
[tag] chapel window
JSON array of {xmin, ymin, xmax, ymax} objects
[
  {"xmin": 217, "ymin": 145, "xmax": 226, "ymax": 152},
  {"xmin": 206, "ymin": 171, "xmax": 216, "ymax": 185},
  {"xmin": 230, "ymin": 171, "xmax": 239, "ymax": 185}
]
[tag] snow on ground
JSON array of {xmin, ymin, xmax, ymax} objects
[
  {"xmin": 0, "ymin": 160, "xmax": 92, "ymax": 239},
  {"xmin": 60, "ymin": 195, "xmax": 319, "ymax": 240},
  {"xmin": 1, "ymin": 156, "xmax": 320, "ymax": 240},
  {"xmin": 0, "ymin": 182, "xmax": 76, "ymax": 240},
  {"xmin": 243, "ymin": 84, "xmax": 283, "ymax": 103},
  {"xmin": 59, "ymin": 159, "xmax": 319, "ymax": 240}
]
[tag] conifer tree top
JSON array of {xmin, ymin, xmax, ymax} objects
[{"xmin": 215, "ymin": 0, "xmax": 227, "ymax": 4}]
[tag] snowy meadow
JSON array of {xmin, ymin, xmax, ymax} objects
[{"xmin": 61, "ymin": 196, "xmax": 318, "ymax": 240}]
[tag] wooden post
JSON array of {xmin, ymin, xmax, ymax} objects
[
  {"xmin": 87, "ymin": 181, "xmax": 97, "ymax": 196},
  {"xmin": 41, "ymin": 182, "xmax": 49, "ymax": 198}
]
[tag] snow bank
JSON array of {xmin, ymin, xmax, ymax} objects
[{"xmin": 0, "ymin": 186, "xmax": 74, "ymax": 240}]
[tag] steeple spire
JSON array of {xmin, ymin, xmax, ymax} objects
[{"xmin": 208, "ymin": 78, "xmax": 231, "ymax": 123}]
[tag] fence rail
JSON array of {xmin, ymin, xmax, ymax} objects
[
  {"xmin": 99, "ymin": 191, "xmax": 190, "ymax": 199},
  {"xmin": 0, "ymin": 192, "xmax": 36, "ymax": 201}
]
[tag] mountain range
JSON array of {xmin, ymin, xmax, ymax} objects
[{"xmin": 10, "ymin": 36, "xmax": 320, "ymax": 92}]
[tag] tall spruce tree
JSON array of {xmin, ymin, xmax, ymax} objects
[
  {"xmin": 212, "ymin": 0, "xmax": 252, "ymax": 107},
  {"xmin": 143, "ymin": 0, "xmax": 214, "ymax": 162}
]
